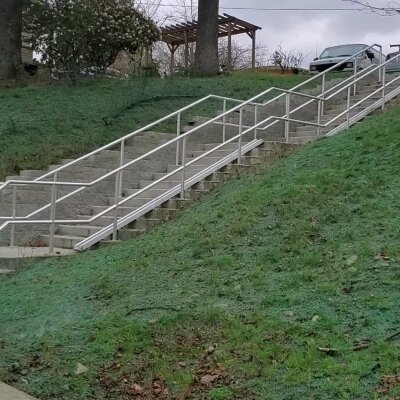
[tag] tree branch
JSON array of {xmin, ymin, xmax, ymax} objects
[{"xmin": 342, "ymin": 0, "xmax": 400, "ymax": 15}]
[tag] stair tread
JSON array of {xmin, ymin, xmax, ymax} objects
[
  {"xmin": 4, "ymin": 74, "xmax": 398, "ymax": 251},
  {"xmin": 42, "ymin": 234, "xmax": 86, "ymax": 240},
  {"xmin": 58, "ymin": 224, "xmax": 104, "ymax": 229}
]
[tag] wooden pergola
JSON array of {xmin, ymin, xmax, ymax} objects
[{"xmin": 161, "ymin": 13, "xmax": 262, "ymax": 73}]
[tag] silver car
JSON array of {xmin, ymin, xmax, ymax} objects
[
  {"xmin": 386, "ymin": 45, "xmax": 400, "ymax": 73},
  {"xmin": 310, "ymin": 44, "xmax": 382, "ymax": 75}
]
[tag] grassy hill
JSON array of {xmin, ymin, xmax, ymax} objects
[
  {"xmin": 1, "ymin": 101, "xmax": 400, "ymax": 399},
  {"xmin": 0, "ymin": 72, "xmax": 306, "ymax": 179}
]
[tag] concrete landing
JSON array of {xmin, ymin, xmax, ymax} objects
[
  {"xmin": 0, "ymin": 246, "xmax": 75, "ymax": 259},
  {"xmin": 0, "ymin": 382, "xmax": 38, "ymax": 400},
  {"xmin": 0, "ymin": 247, "xmax": 76, "ymax": 270}
]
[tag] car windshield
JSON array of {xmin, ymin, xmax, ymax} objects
[
  {"xmin": 386, "ymin": 52, "xmax": 400, "ymax": 61},
  {"xmin": 319, "ymin": 45, "xmax": 365, "ymax": 59}
]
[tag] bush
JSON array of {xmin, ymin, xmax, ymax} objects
[{"xmin": 24, "ymin": 0, "xmax": 159, "ymax": 78}]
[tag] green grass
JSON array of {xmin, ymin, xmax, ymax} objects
[
  {"xmin": 1, "ymin": 103, "xmax": 400, "ymax": 399},
  {"xmin": 0, "ymin": 71, "xmax": 306, "ymax": 179}
]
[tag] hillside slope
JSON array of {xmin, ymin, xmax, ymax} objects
[
  {"xmin": 1, "ymin": 105, "xmax": 400, "ymax": 399},
  {"xmin": 0, "ymin": 72, "xmax": 305, "ymax": 179}
]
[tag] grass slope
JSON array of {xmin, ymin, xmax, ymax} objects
[
  {"xmin": 1, "ymin": 106, "xmax": 400, "ymax": 400},
  {"xmin": 0, "ymin": 72, "xmax": 305, "ymax": 179}
]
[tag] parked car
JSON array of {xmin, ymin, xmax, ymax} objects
[
  {"xmin": 386, "ymin": 45, "xmax": 400, "ymax": 73},
  {"xmin": 309, "ymin": 43, "xmax": 382, "ymax": 74}
]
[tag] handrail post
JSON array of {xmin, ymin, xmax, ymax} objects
[
  {"xmin": 180, "ymin": 136, "xmax": 187, "ymax": 199},
  {"xmin": 254, "ymin": 104, "xmax": 259, "ymax": 140},
  {"xmin": 222, "ymin": 99, "xmax": 227, "ymax": 142},
  {"xmin": 346, "ymin": 86, "xmax": 351, "ymax": 130},
  {"xmin": 10, "ymin": 185, "xmax": 17, "ymax": 247},
  {"xmin": 353, "ymin": 57, "xmax": 358, "ymax": 95},
  {"xmin": 321, "ymin": 74, "xmax": 326, "ymax": 116},
  {"xmin": 317, "ymin": 100, "xmax": 322, "ymax": 137},
  {"xmin": 238, "ymin": 107, "xmax": 243, "ymax": 165},
  {"xmin": 378, "ymin": 45, "xmax": 383, "ymax": 82},
  {"xmin": 49, "ymin": 172, "xmax": 57, "ymax": 254},
  {"xmin": 176, "ymin": 112, "xmax": 181, "ymax": 166},
  {"xmin": 381, "ymin": 64, "xmax": 386, "ymax": 110},
  {"xmin": 285, "ymin": 93, "xmax": 290, "ymax": 143},
  {"xmin": 112, "ymin": 138, "xmax": 125, "ymax": 241},
  {"xmin": 113, "ymin": 171, "xmax": 121, "ymax": 241},
  {"xmin": 118, "ymin": 139, "xmax": 125, "ymax": 199}
]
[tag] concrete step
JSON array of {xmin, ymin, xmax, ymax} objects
[
  {"xmin": 138, "ymin": 180, "xmax": 181, "ymax": 190},
  {"xmin": 289, "ymin": 136, "xmax": 319, "ymax": 145},
  {"xmin": 138, "ymin": 179, "xmax": 220, "ymax": 191},
  {"xmin": 117, "ymin": 229, "xmax": 146, "ymax": 241},
  {"xmin": 57, "ymin": 224, "xmax": 104, "ymax": 237},
  {"xmin": 185, "ymin": 156, "xmax": 228, "ymax": 167},
  {"xmin": 166, "ymin": 164, "xmax": 208, "ymax": 174},
  {"xmin": 1, "ymin": 189, "xmax": 49, "ymax": 203},
  {"xmin": 234, "ymin": 155, "xmax": 264, "ymax": 166},
  {"xmin": 190, "ymin": 149, "xmax": 235, "ymax": 159},
  {"xmin": 0, "ymin": 268, "xmax": 16, "ymax": 280},
  {"xmin": 151, "ymin": 168, "xmax": 227, "ymax": 182},
  {"xmin": 19, "ymin": 170, "xmax": 46, "ymax": 179},
  {"xmin": 123, "ymin": 188, "xmax": 171, "ymax": 199},
  {"xmin": 41, "ymin": 234, "xmax": 87, "ymax": 249},
  {"xmin": 145, "ymin": 207, "xmax": 179, "ymax": 220},
  {"xmin": 77, "ymin": 214, "xmax": 115, "ymax": 227},
  {"xmin": 91, "ymin": 205, "xmax": 137, "ymax": 217},
  {"xmin": 203, "ymin": 142, "xmax": 250, "ymax": 151},
  {"xmin": 127, "ymin": 217, "xmax": 162, "ymax": 230}
]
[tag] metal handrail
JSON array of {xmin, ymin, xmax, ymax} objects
[
  {"xmin": 0, "ymin": 43, "xmax": 382, "ymax": 193},
  {"xmin": 0, "ymin": 50, "xmax": 391, "ymax": 205},
  {"xmin": 0, "ymin": 46, "xmax": 388, "ymax": 209},
  {"xmin": 2, "ymin": 43, "xmax": 398, "ymax": 251},
  {"xmin": 17, "ymin": 70, "xmax": 400, "ymax": 250}
]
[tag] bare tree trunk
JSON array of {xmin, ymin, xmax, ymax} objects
[
  {"xmin": 0, "ymin": 0, "xmax": 23, "ymax": 80},
  {"xmin": 194, "ymin": 0, "xmax": 219, "ymax": 75}
]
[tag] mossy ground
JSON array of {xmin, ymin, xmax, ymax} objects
[
  {"xmin": 0, "ymin": 71, "xmax": 306, "ymax": 179},
  {"xmin": 1, "ymin": 101, "xmax": 400, "ymax": 398}
]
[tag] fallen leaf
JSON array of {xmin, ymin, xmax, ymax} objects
[
  {"xmin": 317, "ymin": 347, "xmax": 338, "ymax": 356},
  {"xmin": 132, "ymin": 383, "xmax": 144, "ymax": 393},
  {"xmin": 200, "ymin": 374, "xmax": 219, "ymax": 386},
  {"xmin": 284, "ymin": 311, "xmax": 294, "ymax": 317},
  {"xmin": 75, "ymin": 363, "xmax": 89, "ymax": 375},
  {"xmin": 207, "ymin": 345, "xmax": 216, "ymax": 355},
  {"xmin": 346, "ymin": 255, "xmax": 358, "ymax": 266},
  {"xmin": 177, "ymin": 361, "xmax": 187, "ymax": 367}
]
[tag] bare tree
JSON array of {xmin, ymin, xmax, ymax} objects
[
  {"xmin": 219, "ymin": 38, "xmax": 269, "ymax": 70},
  {"xmin": 0, "ymin": 0, "xmax": 24, "ymax": 80},
  {"xmin": 342, "ymin": 0, "xmax": 400, "ymax": 15},
  {"xmin": 194, "ymin": 0, "xmax": 219, "ymax": 75},
  {"xmin": 271, "ymin": 46, "xmax": 308, "ymax": 74}
]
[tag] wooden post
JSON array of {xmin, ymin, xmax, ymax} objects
[
  {"xmin": 168, "ymin": 44, "xmax": 178, "ymax": 75},
  {"xmin": 227, "ymin": 23, "xmax": 232, "ymax": 70},
  {"xmin": 184, "ymin": 31, "xmax": 189, "ymax": 68},
  {"xmin": 251, "ymin": 30, "xmax": 256, "ymax": 69}
]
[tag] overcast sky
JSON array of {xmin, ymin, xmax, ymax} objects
[{"xmin": 159, "ymin": 0, "xmax": 400, "ymax": 66}]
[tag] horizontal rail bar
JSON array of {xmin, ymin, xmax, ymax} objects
[{"xmin": 2, "ymin": 43, "xmax": 397, "ymax": 246}]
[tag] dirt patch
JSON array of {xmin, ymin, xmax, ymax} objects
[{"xmin": 377, "ymin": 375, "xmax": 400, "ymax": 397}]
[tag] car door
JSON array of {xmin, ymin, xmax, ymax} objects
[{"xmin": 386, "ymin": 52, "xmax": 400, "ymax": 72}]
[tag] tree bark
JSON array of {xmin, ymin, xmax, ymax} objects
[
  {"xmin": 0, "ymin": 0, "xmax": 23, "ymax": 80},
  {"xmin": 194, "ymin": 0, "xmax": 219, "ymax": 75}
]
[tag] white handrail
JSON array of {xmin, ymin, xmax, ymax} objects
[
  {"xmin": 0, "ymin": 44, "xmax": 382, "ymax": 193},
  {"xmin": 2, "ymin": 43, "xmax": 398, "ymax": 251}
]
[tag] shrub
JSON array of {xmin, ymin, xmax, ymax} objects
[{"xmin": 24, "ymin": 0, "xmax": 159, "ymax": 78}]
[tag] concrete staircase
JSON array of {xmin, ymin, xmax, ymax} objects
[
  {"xmin": 40, "ymin": 141, "xmax": 295, "ymax": 250},
  {"xmin": 1, "ymin": 69, "xmax": 399, "ymax": 253}
]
